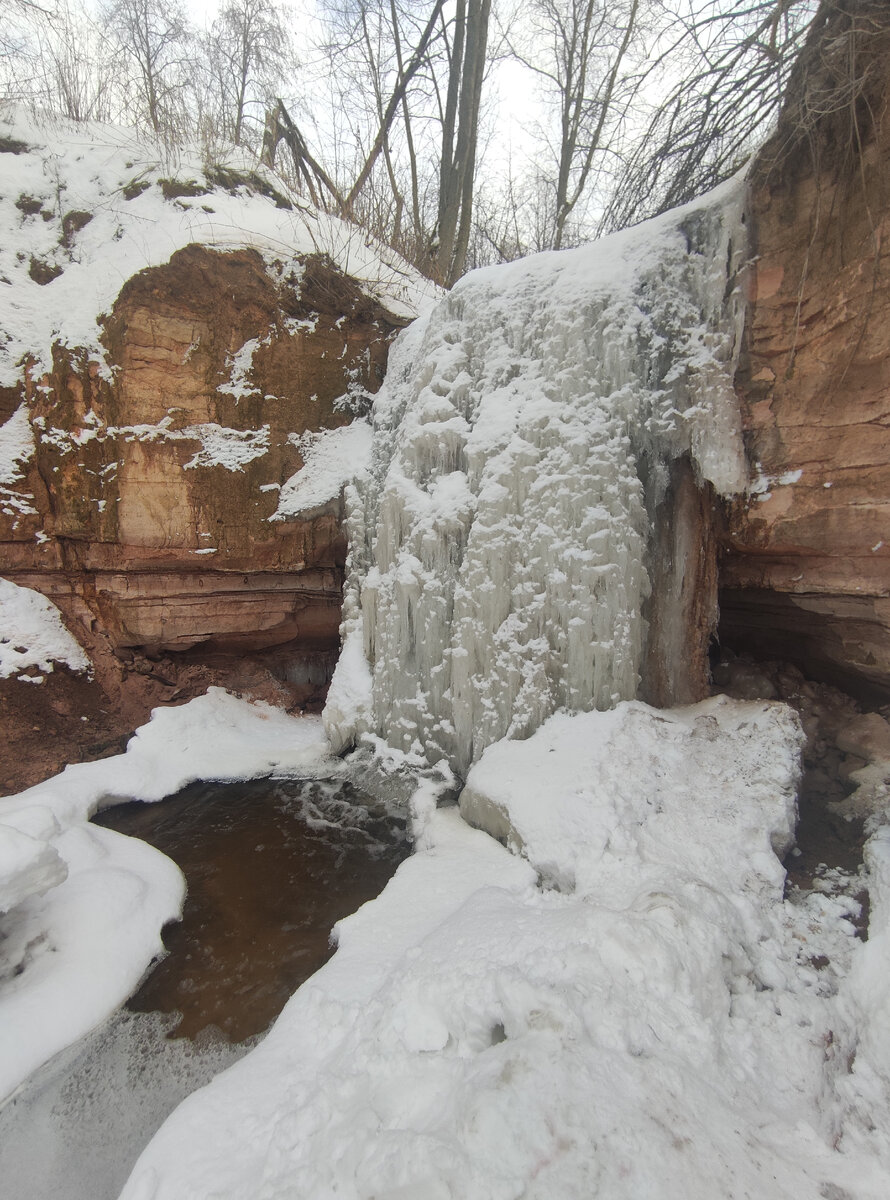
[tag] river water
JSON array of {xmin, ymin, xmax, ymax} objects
[{"xmin": 0, "ymin": 775, "xmax": 409, "ymax": 1200}]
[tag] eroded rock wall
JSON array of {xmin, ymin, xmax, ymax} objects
[
  {"xmin": 722, "ymin": 5, "xmax": 890, "ymax": 701},
  {"xmin": 1, "ymin": 245, "xmax": 403, "ymax": 719}
]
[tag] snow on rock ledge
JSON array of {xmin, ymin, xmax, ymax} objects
[
  {"xmin": 329, "ymin": 178, "xmax": 749, "ymax": 775},
  {"xmin": 0, "ymin": 577, "xmax": 90, "ymax": 680},
  {"xmin": 460, "ymin": 696, "xmax": 802, "ymax": 898},
  {"xmin": 272, "ymin": 420, "xmax": 374, "ymax": 521}
]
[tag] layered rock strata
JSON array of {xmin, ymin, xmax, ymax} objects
[
  {"xmin": 722, "ymin": 7, "xmax": 890, "ymax": 701},
  {"xmin": 1, "ymin": 245, "xmax": 403, "ymax": 713}
]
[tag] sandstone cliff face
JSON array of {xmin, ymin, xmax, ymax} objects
[
  {"xmin": 0, "ymin": 244, "xmax": 403, "ymax": 716},
  {"xmin": 722, "ymin": 11, "xmax": 890, "ymax": 702},
  {"xmin": 0, "ymin": 108, "xmax": 433, "ymax": 754}
]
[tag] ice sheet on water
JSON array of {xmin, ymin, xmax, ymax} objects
[
  {"xmin": 326, "ymin": 177, "xmax": 749, "ymax": 774},
  {"xmin": 0, "ymin": 1009, "xmax": 254, "ymax": 1200}
]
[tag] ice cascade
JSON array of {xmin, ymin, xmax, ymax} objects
[{"xmin": 326, "ymin": 179, "xmax": 749, "ymax": 775}]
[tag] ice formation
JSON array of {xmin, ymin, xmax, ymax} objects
[{"xmin": 326, "ymin": 178, "xmax": 748, "ymax": 775}]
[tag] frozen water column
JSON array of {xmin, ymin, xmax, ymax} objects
[{"xmin": 329, "ymin": 178, "xmax": 749, "ymax": 776}]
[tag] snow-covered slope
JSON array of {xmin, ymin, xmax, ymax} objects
[
  {"xmin": 0, "ymin": 576, "xmax": 89, "ymax": 681},
  {"xmin": 0, "ymin": 106, "xmax": 434, "ymax": 390},
  {"xmin": 325, "ymin": 176, "xmax": 748, "ymax": 774}
]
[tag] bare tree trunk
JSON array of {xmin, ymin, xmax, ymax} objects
[
  {"xmin": 344, "ymin": 0, "xmax": 446, "ymax": 214},
  {"xmin": 390, "ymin": 0, "xmax": 423, "ymax": 244},
  {"xmin": 553, "ymin": 0, "xmax": 639, "ymax": 249},
  {"xmin": 433, "ymin": 0, "xmax": 491, "ymax": 284}
]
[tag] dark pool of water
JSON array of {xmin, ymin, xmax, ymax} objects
[{"xmin": 94, "ymin": 776, "xmax": 410, "ymax": 1042}]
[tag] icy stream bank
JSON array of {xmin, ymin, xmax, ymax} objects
[
  {"xmin": 0, "ymin": 776, "xmax": 408, "ymax": 1200},
  {"xmin": 326, "ymin": 178, "xmax": 748, "ymax": 775},
  {"xmin": 119, "ymin": 696, "xmax": 890, "ymax": 1200}
]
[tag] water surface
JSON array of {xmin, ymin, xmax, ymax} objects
[{"xmin": 95, "ymin": 775, "xmax": 409, "ymax": 1041}]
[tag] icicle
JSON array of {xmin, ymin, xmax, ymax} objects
[{"xmin": 326, "ymin": 176, "xmax": 749, "ymax": 776}]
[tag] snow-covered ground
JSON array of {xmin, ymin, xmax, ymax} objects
[
  {"xmin": 116, "ymin": 697, "xmax": 890, "ymax": 1199},
  {"xmin": 0, "ymin": 688, "xmax": 335, "ymax": 1104}
]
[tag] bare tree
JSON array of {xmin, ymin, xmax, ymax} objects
[
  {"xmin": 510, "ymin": 0, "xmax": 640, "ymax": 249},
  {"xmin": 104, "ymin": 0, "xmax": 194, "ymax": 136},
  {"xmin": 36, "ymin": 0, "xmax": 118, "ymax": 120},
  {"xmin": 428, "ymin": 0, "xmax": 492, "ymax": 284},
  {"xmin": 206, "ymin": 0, "xmax": 291, "ymax": 148},
  {"xmin": 342, "ymin": 0, "xmax": 446, "ymax": 214},
  {"xmin": 600, "ymin": 0, "xmax": 817, "ymax": 231}
]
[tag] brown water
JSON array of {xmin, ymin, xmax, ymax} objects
[{"xmin": 94, "ymin": 776, "xmax": 409, "ymax": 1042}]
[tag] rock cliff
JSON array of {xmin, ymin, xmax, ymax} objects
[
  {"xmin": 3, "ymin": 245, "xmax": 398, "ymax": 664},
  {"xmin": 0, "ymin": 111, "xmax": 428, "ymax": 787},
  {"xmin": 722, "ymin": 4, "xmax": 890, "ymax": 702}
]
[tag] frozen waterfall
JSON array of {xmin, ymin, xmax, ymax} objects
[{"xmin": 325, "ymin": 177, "xmax": 749, "ymax": 776}]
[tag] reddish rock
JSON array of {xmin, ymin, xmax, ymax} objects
[
  {"xmin": 0, "ymin": 246, "xmax": 406, "ymax": 779},
  {"xmin": 1, "ymin": 246, "xmax": 403, "ymax": 663},
  {"xmin": 721, "ymin": 7, "xmax": 890, "ymax": 702}
]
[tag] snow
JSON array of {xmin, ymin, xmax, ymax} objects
[
  {"xmin": 327, "ymin": 175, "xmax": 749, "ymax": 774},
  {"xmin": 0, "ymin": 403, "xmax": 38, "ymax": 524},
  {"xmin": 32, "ymin": 416, "xmax": 271, "ymax": 472},
  {"xmin": 0, "ymin": 106, "xmax": 436, "ymax": 391},
  {"xmin": 181, "ymin": 422, "xmax": 270, "ymax": 471},
  {"xmin": 216, "ymin": 336, "xmax": 265, "ymax": 402},
  {"xmin": 0, "ymin": 689, "xmax": 334, "ymax": 1104},
  {"xmin": 0, "ymin": 403, "xmax": 34, "ymax": 482},
  {"xmin": 272, "ymin": 420, "xmax": 374, "ymax": 519},
  {"xmin": 0, "ymin": 576, "xmax": 90, "ymax": 679},
  {"xmin": 0, "ymin": 820, "xmax": 66, "ymax": 915},
  {"xmin": 119, "ymin": 696, "xmax": 890, "ymax": 1199}
]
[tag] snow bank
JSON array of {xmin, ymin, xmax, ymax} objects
[
  {"xmin": 121, "ymin": 696, "xmax": 890, "ymax": 1199},
  {"xmin": 0, "ymin": 576, "xmax": 90, "ymax": 679},
  {"xmin": 460, "ymin": 696, "xmax": 800, "ymax": 898},
  {"xmin": 272, "ymin": 420, "xmax": 374, "ymax": 520},
  {"xmin": 0, "ymin": 106, "xmax": 435, "ymax": 390},
  {"xmin": 326, "ymin": 176, "xmax": 749, "ymax": 774},
  {"xmin": 0, "ymin": 689, "xmax": 334, "ymax": 1103},
  {"xmin": 0, "ymin": 819, "xmax": 66, "ymax": 914}
]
